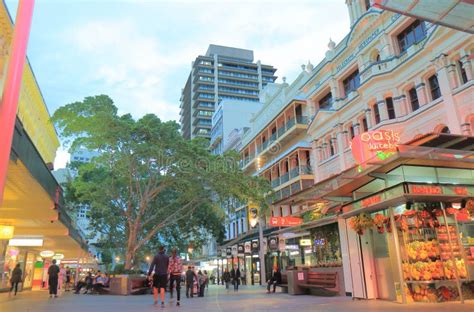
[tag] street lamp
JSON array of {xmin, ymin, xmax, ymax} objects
[
  {"xmin": 115, "ymin": 256, "xmax": 120, "ymax": 263},
  {"xmin": 145, "ymin": 256, "xmax": 151, "ymax": 262}
]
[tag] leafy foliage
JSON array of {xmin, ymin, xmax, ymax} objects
[{"xmin": 52, "ymin": 95, "xmax": 270, "ymax": 268}]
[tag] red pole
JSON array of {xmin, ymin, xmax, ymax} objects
[{"xmin": 0, "ymin": 0, "xmax": 35, "ymax": 204}]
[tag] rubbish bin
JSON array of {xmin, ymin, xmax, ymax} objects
[{"xmin": 287, "ymin": 270, "xmax": 306, "ymax": 295}]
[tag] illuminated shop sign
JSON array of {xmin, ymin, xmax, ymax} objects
[
  {"xmin": 314, "ymin": 238, "xmax": 326, "ymax": 246},
  {"xmin": 269, "ymin": 216, "xmax": 303, "ymax": 227},
  {"xmin": 285, "ymin": 244, "xmax": 299, "ymax": 250},
  {"xmin": 299, "ymin": 239, "xmax": 312, "ymax": 246},
  {"xmin": 351, "ymin": 130, "xmax": 400, "ymax": 170},
  {"xmin": 9, "ymin": 238, "xmax": 43, "ymax": 247},
  {"xmin": 411, "ymin": 185, "xmax": 442, "ymax": 195}
]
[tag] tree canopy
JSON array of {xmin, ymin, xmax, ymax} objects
[{"xmin": 52, "ymin": 95, "xmax": 270, "ymax": 269}]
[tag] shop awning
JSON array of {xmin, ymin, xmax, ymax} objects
[
  {"xmin": 373, "ymin": 0, "xmax": 474, "ymax": 34},
  {"xmin": 274, "ymin": 134, "xmax": 474, "ymax": 211}
]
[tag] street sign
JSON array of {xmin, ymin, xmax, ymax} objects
[{"xmin": 268, "ymin": 216, "xmax": 303, "ymax": 227}]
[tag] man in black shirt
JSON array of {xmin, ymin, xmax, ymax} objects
[
  {"xmin": 147, "ymin": 246, "xmax": 169, "ymax": 307},
  {"xmin": 48, "ymin": 259, "xmax": 60, "ymax": 298},
  {"xmin": 185, "ymin": 266, "xmax": 194, "ymax": 298},
  {"xmin": 267, "ymin": 267, "xmax": 282, "ymax": 293}
]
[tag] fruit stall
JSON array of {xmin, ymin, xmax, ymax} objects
[{"xmin": 345, "ymin": 185, "xmax": 474, "ymax": 304}]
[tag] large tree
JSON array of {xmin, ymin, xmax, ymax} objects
[{"xmin": 53, "ymin": 95, "xmax": 270, "ymax": 269}]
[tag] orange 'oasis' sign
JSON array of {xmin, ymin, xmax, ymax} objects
[{"xmin": 351, "ymin": 130, "xmax": 400, "ymax": 168}]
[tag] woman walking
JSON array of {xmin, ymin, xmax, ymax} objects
[
  {"xmin": 222, "ymin": 268, "xmax": 231, "ymax": 291},
  {"xmin": 230, "ymin": 265, "xmax": 241, "ymax": 292},
  {"xmin": 9, "ymin": 264, "xmax": 22, "ymax": 296}
]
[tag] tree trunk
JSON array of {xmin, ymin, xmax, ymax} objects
[
  {"xmin": 258, "ymin": 216, "xmax": 266, "ymax": 285},
  {"xmin": 125, "ymin": 227, "xmax": 137, "ymax": 270}
]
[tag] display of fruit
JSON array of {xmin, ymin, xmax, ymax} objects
[
  {"xmin": 410, "ymin": 284, "xmax": 438, "ymax": 302},
  {"xmin": 443, "ymin": 259, "xmax": 467, "ymax": 279},
  {"xmin": 407, "ymin": 240, "xmax": 439, "ymax": 261},
  {"xmin": 437, "ymin": 285, "xmax": 459, "ymax": 302},
  {"xmin": 373, "ymin": 214, "xmax": 386, "ymax": 233},
  {"xmin": 404, "ymin": 260, "xmax": 445, "ymax": 281},
  {"xmin": 438, "ymin": 226, "xmax": 456, "ymax": 234}
]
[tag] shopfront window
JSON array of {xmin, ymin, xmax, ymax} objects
[{"xmin": 310, "ymin": 223, "xmax": 342, "ymax": 267}]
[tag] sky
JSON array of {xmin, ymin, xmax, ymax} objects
[{"xmin": 6, "ymin": 0, "xmax": 350, "ymax": 168}]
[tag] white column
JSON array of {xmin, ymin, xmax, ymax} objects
[
  {"xmin": 365, "ymin": 108, "xmax": 372, "ymax": 130},
  {"xmin": 460, "ymin": 54, "xmax": 473, "ymax": 81},
  {"xmin": 377, "ymin": 95, "xmax": 388, "ymax": 122},
  {"xmin": 447, "ymin": 63, "xmax": 459, "ymax": 89},
  {"xmin": 432, "ymin": 53, "xmax": 462, "ymax": 134},
  {"xmin": 393, "ymin": 93, "xmax": 406, "ymax": 117},
  {"xmin": 414, "ymin": 77, "xmax": 428, "ymax": 106},
  {"xmin": 336, "ymin": 124, "xmax": 347, "ymax": 171}
]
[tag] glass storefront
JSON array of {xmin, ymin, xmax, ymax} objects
[
  {"xmin": 344, "ymin": 165, "xmax": 474, "ymax": 304},
  {"xmin": 310, "ymin": 223, "xmax": 342, "ymax": 268}
]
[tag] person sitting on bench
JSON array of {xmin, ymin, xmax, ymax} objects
[{"xmin": 267, "ymin": 267, "xmax": 282, "ymax": 293}]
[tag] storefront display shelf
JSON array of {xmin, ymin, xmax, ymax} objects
[{"xmin": 406, "ymin": 279, "xmax": 467, "ymax": 284}]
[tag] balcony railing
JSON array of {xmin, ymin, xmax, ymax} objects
[
  {"xmin": 271, "ymin": 178, "xmax": 280, "ymax": 188},
  {"xmin": 242, "ymin": 116, "xmax": 309, "ymax": 169},
  {"xmin": 280, "ymin": 172, "xmax": 289, "ymax": 184}
]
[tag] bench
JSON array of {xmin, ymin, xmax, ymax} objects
[
  {"xmin": 277, "ymin": 273, "xmax": 288, "ymax": 293},
  {"xmin": 298, "ymin": 272, "xmax": 339, "ymax": 296},
  {"xmin": 129, "ymin": 277, "xmax": 150, "ymax": 295}
]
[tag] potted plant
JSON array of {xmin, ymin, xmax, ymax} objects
[{"xmin": 349, "ymin": 213, "xmax": 374, "ymax": 235}]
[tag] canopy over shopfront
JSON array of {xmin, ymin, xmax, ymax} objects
[
  {"xmin": 275, "ymin": 134, "xmax": 474, "ymax": 213},
  {"xmin": 1, "ymin": 120, "xmax": 91, "ymax": 291},
  {"xmin": 373, "ymin": 0, "xmax": 474, "ymax": 34}
]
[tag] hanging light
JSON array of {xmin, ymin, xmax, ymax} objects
[
  {"xmin": 0, "ymin": 225, "xmax": 14, "ymax": 239},
  {"xmin": 40, "ymin": 250, "xmax": 55, "ymax": 258}
]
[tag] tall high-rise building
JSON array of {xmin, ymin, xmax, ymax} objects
[{"xmin": 179, "ymin": 44, "xmax": 277, "ymax": 139}]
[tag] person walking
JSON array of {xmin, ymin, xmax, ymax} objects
[
  {"xmin": 65, "ymin": 267, "xmax": 71, "ymax": 292},
  {"xmin": 9, "ymin": 263, "xmax": 22, "ymax": 296},
  {"xmin": 203, "ymin": 270, "xmax": 209, "ymax": 295},
  {"xmin": 197, "ymin": 271, "xmax": 205, "ymax": 297},
  {"xmin": 147, "ymin": 246, "xmax": 170, "ymax": 308},
  {"xmin": 230, "ymin": 265, "xmax": 241, "ymax": 292},
  {"xmin": 266, "ymin": 267, "xmax": 282, "ymax": 293},
  {"xmin": 168, "ymin": 248, "xmax": 183, "ymax": 306},
  {"xmin": 48, "ymin": 259, "xmax": 60, "ymax": 298},
  {"xmin": 185, "ymin": 266, "xmax": 194, "ymax": 298},
  {"xmin": 222, "ymin": 268, "xmax": 231, "ymax": 291}
]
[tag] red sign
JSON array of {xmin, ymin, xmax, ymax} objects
[
  {"xmin": 361, "ymin": 195, "xmax": 382, "ymax": 208},
  {"xmin": 454, "ymin": 187, "xmax": 468, "ymax": 196},
  {"xmin": 351, "ymin": 130, "xmax": 400, "ymax": 167},
  {"xmin": 269, "ymin": 216, "xmax": 303, "ymax": 227},
  {"xmin": 411, "ymin": 185, "xmax": 443, "ymax": 195}
]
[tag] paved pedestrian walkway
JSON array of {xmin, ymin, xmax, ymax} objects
[{"xmin": 1, "ymin": 285, "xmax": 473, "ymax": 311}]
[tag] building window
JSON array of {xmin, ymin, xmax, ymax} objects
[
  {"xmin": 365, "ymin": 0, "xmax": 371, "ymax": 10},
  {"xmin": 386, "ymin": 97, "xmax": 396, "ymax": 119},
  {"xmin": 318, "ymin": 92, "xmax": 333, "ymax": 109},
  {"xmin": 428, "ymin": 74, "xmax": 441, "ymax": 100},
  {"xmin": 343, "ymin": 70, "xmax": 360, "ymax": 96},
  {"xmin": 373, "ymin": 103, "xmax": 380, "ymax": 124},
  {"xmin": 458, "ymin": 60, "xmax": 468, "ymax": 85},
  {"xmin": 362, "ymin": 117, "xmax": 368, "ymax": 132},
  {"xmin": 397, "ymin": 20, "xmax": 426, "ymax": 53},
  {"xmin": 349, "ymin": 124, "xmax": 355, "ymax": 139},
  {"xmin": 408, "ymin": 88, "xmax": 419, "ymax": 111},
  {"xmin": 329, "ymin": 138, "xmax": 335, "ymax": 156}
]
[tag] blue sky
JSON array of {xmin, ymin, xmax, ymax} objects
[{"xmin": 6, "ymin": 0, "xmax": 350, "ymax": 166}]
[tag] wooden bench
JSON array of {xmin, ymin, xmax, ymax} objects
[
  {"xmin": 277, "ymin": 273, "xmax": 288, "ymax": 293},
  {"xmin": 129, "ymin": 277, "xmax": 150, "ymax": 295},
  {"xmin": 298, "ymin": 272, "xmax": 339, "ymax": 296}
]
